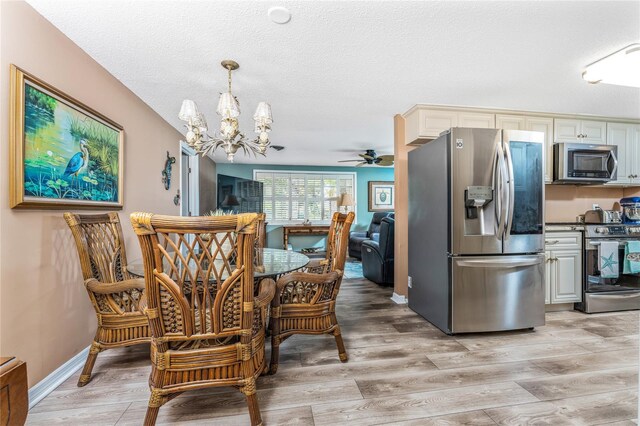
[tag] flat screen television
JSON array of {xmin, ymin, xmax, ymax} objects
[{"xmin": 216, "ymin": 174, "xmax": 263, "ymax": 213}]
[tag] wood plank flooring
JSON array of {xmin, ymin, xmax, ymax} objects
[{"xmin": 28, "ymin": 272, "xmax": 639, "ymax": 425}]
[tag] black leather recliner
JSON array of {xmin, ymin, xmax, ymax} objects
[
  {"xmin": 348, "ymin": 212, "xmax": 391, "ymax": 259},
  {"xmin": 362, "ymin": 216, "xmax": 394, "ymax": 285}
]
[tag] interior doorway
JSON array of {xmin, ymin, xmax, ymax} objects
[{"xmin": 180, "ymin": 142, "xmax": 199, "ymax": 217}]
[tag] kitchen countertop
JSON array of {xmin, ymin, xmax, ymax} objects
[{"xmin": 545, "ymin": 222, "xmax": 585, "ymax": 232}]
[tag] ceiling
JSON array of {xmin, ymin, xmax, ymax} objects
[{"xmin": 27, "ymin": 0, "xmax": 640, "ymax": 166}]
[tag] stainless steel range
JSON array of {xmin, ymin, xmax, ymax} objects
[{"xmin": 576, "ymin": 224, "xmax": 640, "ymax": 313}]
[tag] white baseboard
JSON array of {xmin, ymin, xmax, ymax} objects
[
  {"xmin": 391, "ymin": 292, "xmax": 408, "ymax": 304},
  {"xmin": 28, "ymin": 346, "xmax": 89, "ymax": 409}
]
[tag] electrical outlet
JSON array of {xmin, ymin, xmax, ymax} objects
[
  {"xmin": 408, "ymin": 276, "xmax": 413, "ymax": 288},
  {"xmin": 592, "ymin": 203, "xmax": 599, "ymax": 210}
]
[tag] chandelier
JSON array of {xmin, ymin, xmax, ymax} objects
[{"xmin": 178, "ymin": 60, "xmax": 273, "ymax": 162}]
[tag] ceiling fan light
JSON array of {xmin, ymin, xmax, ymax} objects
[{"xmin": 582, "ymin": 43, "xmax": 640, "ymax": 88}]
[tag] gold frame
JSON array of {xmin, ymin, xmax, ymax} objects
[
  {"xmin": 10, "ymin": 64, "xmax": 124, "ymax": 209},
  {"xmin": 368, "ymin": 181, "xmax": 394, "ymax": 212}
]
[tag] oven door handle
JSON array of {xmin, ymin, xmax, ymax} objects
[{"xmin": 588, "ymin": 292, "xmax": 640, "ymax": 300}]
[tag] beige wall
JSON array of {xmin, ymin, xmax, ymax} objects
[
  {"xmin": 0, "ymin": 2, "xmax": 182, "ymax": 386},
  {"xmin": 545, "ymin": 186, "xmax": 626, "ymax": 222},
  {"xmin": 393, "ymin": 115, "xmax": 410, "ymax": 298}
]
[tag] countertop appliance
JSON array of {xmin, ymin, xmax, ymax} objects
[
  {"xmin": 620, "ymin": 197, "xmax": 640, "ymax": 224},
  {"xmin": 576, "ymin": 224, "xmax": 640, "ymax": 313},
  {"xmin": 408, "ymin": 128, "xmax": 545, "ymax": 334},
  {"xmin": 584, "ymin": 208, "xmax": 622, "ymax": 224},
  {"xmin": 553, "ymin": 142, "xmax": 617, "ymax": 184}
]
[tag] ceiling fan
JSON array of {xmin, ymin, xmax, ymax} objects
[{"xmin": 338, "ymin": 149, "xmax": 394, "ymax": 167}]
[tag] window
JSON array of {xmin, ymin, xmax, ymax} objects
[{"xmin": 254, "ymin": 170, "xmax": 356, "ymax": 223}]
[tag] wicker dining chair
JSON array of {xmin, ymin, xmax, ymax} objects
[
  {"xmin": 64, "ymin": 212, "xmax": 150, "ymax": 387},
  {"xmin": 130, "ymin": 212, "xmax": 274, "ymax": 426},
  {"xmin": 269, "ymin": 212, "xmax": 354, "ymax": 374}
]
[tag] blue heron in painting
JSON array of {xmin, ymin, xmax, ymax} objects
[{"xmin": 64, "ymin": 139, "xmax": 89, "ymax": 178}]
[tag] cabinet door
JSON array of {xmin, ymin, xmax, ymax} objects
[
  {"xmin": 496, "ymin": 114, "xmax": 525, "ymax": 130},
  {"xmin": 631, "ymin": 125, "xmax": 640, "ymax": 184},
  {"xmin": 419, "ymin": 109, "xmax": 458, "ymax": 139},
  {"xmin": 606, "ymin": 122, "xmax": 633, "ymax": 185},
  {"xmin": 545, "ymin": 250, "xmax": 552, "ymax": 304},
  {"xmin": 526, "ymin": 117, "xmax": 554, "ymax": 184},
  {"xmin": 551, "ymin": 249, "xmax": 582, "ymax": 303},
  {"xmin": 581, "ymin": 120, "xmax": 606, "ymax": 144},
  {"xmin": 554, "ymin": 119, "xmax": 581, "ymax": 142},
  {"xmin": 458, "ymin": 112, "xmax": 495, "ymax": 129}
]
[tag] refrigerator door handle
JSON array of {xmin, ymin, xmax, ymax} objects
[
  {"xmin": 456, "ymin": 258, "xmax": 542, "ymax": 268},
  {"xmin": 494, "ymin": 143, "xmax": 507, "ymax": 237},
  {"xmin": 503, "ymin": 142, "xmax": 515, "ymax": 240}
]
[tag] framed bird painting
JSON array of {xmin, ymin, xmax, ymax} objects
[{"xmin": 9, "ymin": 65, "xmax": 124, "ymax": 209}]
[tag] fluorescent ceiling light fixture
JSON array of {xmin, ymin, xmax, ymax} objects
[{"xmin": 582, "ymin": 43, "xmax": 640, "ymax": 88}]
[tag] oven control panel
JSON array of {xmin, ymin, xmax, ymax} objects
[
  {"xmin": 586, "ymin": 224, "xmax": 640, "ymax": 238},
  {"xmin": 594, "ymin": 226, "xmax": 627, "ymax": 235}
]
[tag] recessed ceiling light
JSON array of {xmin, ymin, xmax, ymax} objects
[
  {"xmin": 582, "ymin": 43, "xmax": 640, "ymax": 88},
  {"xmin": 268, "ymin": 6, "xmax": 291, "ymax": 24}
]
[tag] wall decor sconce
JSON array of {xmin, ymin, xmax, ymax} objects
[{"xmin": 161, "ymin": 151, "xmax": 176, "ymax": 190}]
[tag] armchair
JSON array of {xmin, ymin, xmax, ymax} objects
[
  {"xmin": 362, "ymin": 216, "xmax": 395, "ymax": 285},
  {"xmin": 349, "ymin": 212, "xmax": 391, "ymax": 259},
  {"xmin": 130, "ymin": 212, "xmax": 272, "ymax": 426},
  {"xmin": 269, "ymin": 212, "xmax": 354, "ymax": 374},
  {"xmin": 64, "ymin": 212, "xmax": 150, "ymax": 387}
]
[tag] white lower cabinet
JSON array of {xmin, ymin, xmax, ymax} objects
[{"xmin": 545, "ymin": 232, "xmax": 582, "ymax": 304}]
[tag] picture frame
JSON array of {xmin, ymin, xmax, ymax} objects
[
  {"xmin": 9, "ymin": 65, "xmax": 124, "ymax": 209},
  {"xmin": 368, "ymin": 181, "xmax": 394, "ymax": 212}
]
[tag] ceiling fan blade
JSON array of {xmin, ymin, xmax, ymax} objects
[
  {"xmin": 359, "ymin": 153, "xmax": 375, "ymax": 160},
  {"xmin": 378, "ymin": 155, "xmax": 394, "ymax": 161},
  {"xmin": 338, "ymin": 159, "xmax": 362, "ymax": 162},
  {"xmin": 355, "ymin": 162, "xmax": 367, "ymax": 167},
  {"xmin": 377, "ymin": 161, "xmax": 394, "ymax": 166}
]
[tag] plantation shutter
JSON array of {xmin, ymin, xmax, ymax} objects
[{"xmin": 255, "ymin": 171, "xmax": 356, "ymax": 223}]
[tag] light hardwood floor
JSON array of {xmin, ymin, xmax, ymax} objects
[{"xmin": 28, "ymin": 274, "xmax": 639, "ymax": 425}]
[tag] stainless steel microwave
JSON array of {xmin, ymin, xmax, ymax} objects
[{"xmin": 553, "ymin": 142, "xmax": 618, "ymax": 184}]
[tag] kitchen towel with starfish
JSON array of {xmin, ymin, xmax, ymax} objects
[{"xmin": 599, "ymin": 240, "xmax": 619, "ymax": 279}]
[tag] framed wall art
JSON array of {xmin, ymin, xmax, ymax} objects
[
  {"xmin": 9, "ymin": 65, "xmax": 124, "ymax": 209},
  {"xmin": 368, "ymin": 181, "xmax": 394, "ymax": 212}
]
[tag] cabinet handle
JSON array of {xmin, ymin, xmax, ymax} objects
[{"xmin": 546, "ymin": 240, "xmax": 560, "ymax": 244}]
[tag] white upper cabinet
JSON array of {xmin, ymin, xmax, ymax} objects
[
  {"xmin": 404, "ymin": 108, "xmax": 494, "ymax": 145},
  {"xmin": 554, "ymin": 119, "xmax": 606, "ymax": 144},
  {"xmin": 458, "ymin": 112, "xmax": 495, "ymax": 129},
  {"xmin": 496, "ymin": 115, "xmax": 553, "ymax": 183},
  {"xmin": 607, "ymin": 122, "xmax": 633, "ymax": 185},
  {"xmin": 495, "ymin": 114, "xmax": 525, "ymax": 130}
]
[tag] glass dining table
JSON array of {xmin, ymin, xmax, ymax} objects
[{"xmin": 126, "ymin": 248, "xmax": 310, "ymax": 280}]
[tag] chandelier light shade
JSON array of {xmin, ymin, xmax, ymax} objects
[
  {"xmin": 178, "ymin": 60, "xmax": 274, "ymax": 162},
  {"xmin": 178, "ymin": 99, "xmax": 199, "ymax": 121}
]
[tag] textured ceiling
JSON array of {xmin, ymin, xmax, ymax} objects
[{"xmin": 27, "ymin": 0, "xmax": 640, "ymax": 166}]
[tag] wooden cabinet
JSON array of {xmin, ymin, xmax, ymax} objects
[
  {"xmin": 545, "ymin": 232, "xmax": 582, "ymax": 304},
  {"xmin": 404, "ymin": 108, "xmax": 494, "ymax": 144},
  {"xmin": 0, "ymin": 357, "xmax": 28, "ymax": 426},
  {"xmin": 554, "ymin": 119, "xmax": 606, "ymax": 144},
  {"xmin": 606, "ymin": 122, "xmax": 640, "ymax": 186},
  {"xmin": 496, "ymin": 114, "xmax": 554, "ymax": 183}
]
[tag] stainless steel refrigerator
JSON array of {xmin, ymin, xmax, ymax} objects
[{"xmin": 408, "ymin": 128, "xmax": 545, "ymax": 334}]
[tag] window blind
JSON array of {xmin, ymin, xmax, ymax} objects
[{"xmin": 254, "ymin": 171, "xmax": 356, "ymax": 223}]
